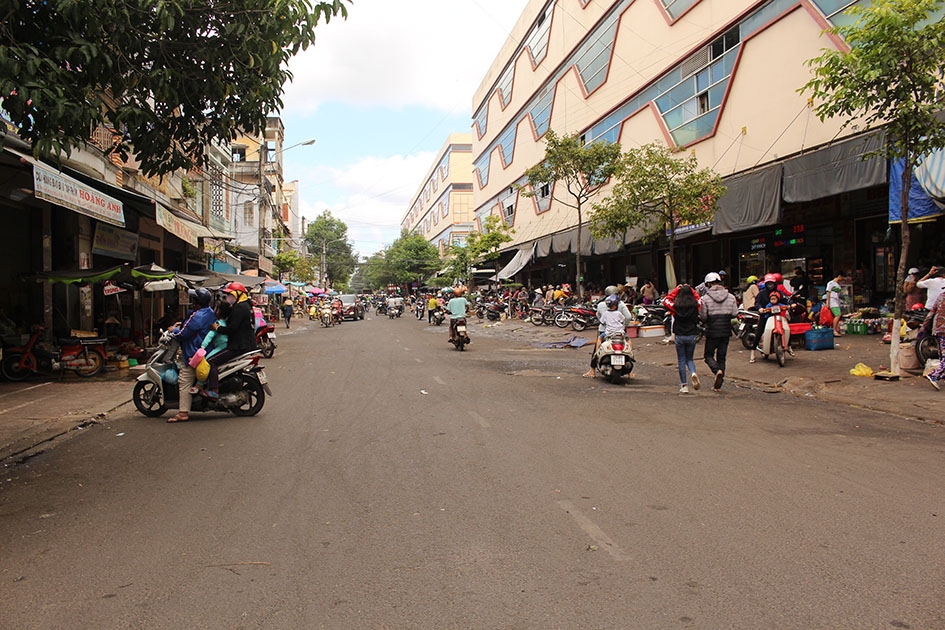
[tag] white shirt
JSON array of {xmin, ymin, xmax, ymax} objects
[
  {"xmin": 826, "ymin": 280, "xmax": 843, "ymax": 308},
  {"xmin": 917, "ymin": 277, "xmax": 945, "ymax": 309}
]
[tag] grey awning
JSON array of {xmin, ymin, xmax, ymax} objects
[
  {"xmin": 712, "ymin": 164, "xmax": 782, "ymax": 235},
  {"xmin": 496, "ymin": 243, "xmax": 536, "ymax": 280},
  {"xmin": 594, "ymin": 236, "xmax": 623, "ymax": 255},
  {"xmin": 535, "ymin": 236, "xmax": 553, "ymax": 258},
  {"xmin": 782, "ymin": 132, "xmax": 886, "ymax": 203},
  {"xmin": 552, "ymin": 230, "xmax": 573, "ymax": 253}
]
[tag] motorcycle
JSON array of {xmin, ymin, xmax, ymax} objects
[
  {"xmin": 376, "ymin": 302, "xmax": 387, "ymax": 316},
  {"xmin": 736, "ymin": 309, "xmax": 760, "ymax": 350},
  {"xmin": 308, "ymin": 304, "xmax": 317, "ymax": 320},
  {"xmin": 255, "ymin": 324, "xmax": 276, "ymax": 359},
  {"xmin": 633, "ymin": 303, "xmax": 671, "ymax": 334},
  {"xmin": 1, "ymin": 325, "xmax": 107, "ymax": 380},
  {"xmin": 592, "ymin": 331, "xmax": 635, "ymax": 384},
  {"xmin": 450, "ymin": 317, "xmax": 470, "ymax": 351},
  {"xmin": 319, "ymin": 303, "xmax": 334, "ymax": 327},
  {"xmin": 388, "ymin": 304, "xmax": 403, "ymax": 319},
  {"xmin": 758, "ymin": 304, "xmax": 792, "ymax": 367},
  {"xmin": 475, "ymin": 299, "xmax": 504, "ymax": 321},
  {"xmin": 415, "ymin": 302, "xmax": 425, "ymax": 321},
  {"xmin": 431, "ymin": 307, "xmax": 446, "ymax": 326},
  {"xmin": 133, "ymin": 330, "xmax": 271, "ymax": 418},
  {"xmin": 566, "ymin": 305, "xmax": 599, "ymax": 332},
  {"xmin": 528, "ymin": 305, "xmax": 552, "ymax": 326}
]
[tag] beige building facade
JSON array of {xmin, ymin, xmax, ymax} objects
[
  {"xmin": 403, "ymin": 133, "xmax": 476, "ymax": 256},
  {"xmin": 470, "ymin": 0, "xmax": 930, "ymax": 304}
]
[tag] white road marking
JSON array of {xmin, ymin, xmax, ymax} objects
[
  {"xmin": 434, "ymin": 376, "xmax": 446, "ymax": 385},
  {"xmin": 415, "ymin": 358, "xmax": 423, "ymax": 363},
  {"xmin": 557, "ymin": 500, "xmax": 631, "ymax": 562},
  {"xmin": 468, "ymin": 410, "xmax": 490, "ymax": 429},
  {"xmin": 0, "ymin": 382, "xmax": 51, "ymax": 400},
  {"xmin": 0, "ymin": 395, "xmax": 54, "ymax": 416}
]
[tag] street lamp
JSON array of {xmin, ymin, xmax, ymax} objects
[{"xmin": 256, "ymin": 137, "xmax": 316, "ymax": 254}]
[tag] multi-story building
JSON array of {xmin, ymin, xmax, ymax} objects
[
  {"xmin": 402, "ymin": 133, "xmax": 476, "ymax": 257},
  {"xmin": 472, "ymin": 0, "xmax": 942, "ymax": 304}
]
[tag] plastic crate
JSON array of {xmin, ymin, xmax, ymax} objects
[
  {"xmin": 805, "ymin": 327, "xmax": 835, "ymax": 351},
  {"xmin": 789, "ymin": 322, "xmax": 812, "ymax": 336}
]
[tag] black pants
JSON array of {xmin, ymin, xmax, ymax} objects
[
  {"xmin": 207, "ymin": 348, "xmax": 244, "ymax": 392},
  {"xmin": 703, "ymin": 336, "xmax": 730, "ymax": 375}
]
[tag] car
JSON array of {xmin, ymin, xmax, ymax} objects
[{"xmin": 338, "ymin": 294, "xmax": 365, "ymax": 320}]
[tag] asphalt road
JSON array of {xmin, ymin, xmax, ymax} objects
[{"xmin": 1, "ymin": 312, "xmax": 944, "ymax": 629}]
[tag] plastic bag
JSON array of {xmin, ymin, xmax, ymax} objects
[
  {"xmin": 195, "ymin": 358, "xmax": 211, "ymax": 382},
  {"xmin": 849, "ymin": 362, "xmax": 874, "ymax": 377},
  {"xmin": 188, "ymin": 347, "xmax": 207, "ymax": 368},
  {"xmin": 819, "ymin": 306, "xmax": 834, "ymax": 326}
]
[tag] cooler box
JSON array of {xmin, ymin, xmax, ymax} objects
[
  {"xmin": 805, "ymin": 327, "xmax": 834, "ymax": 351},
  {"xmin": 639, "ymin": 325, "xmax": 665, "ymax": 337}
]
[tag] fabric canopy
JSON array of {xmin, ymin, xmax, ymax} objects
[
  {"xmin": 781, "ymin": 132, "xmax": 886, "ymax": 203},
  {"xmin": 712, "ymin": 165, "xmax": 782, "ymax": 236},
  {"xmin": 36, "ymin": 263, "xmax": 175, "ymax": 285},
  {"xmin": 889, "ymin": 158, "xmax": 943, "ymax": 223},
  {"xmin": 496, "ymin": 243, "xmax": 536, "ymax": 280}
]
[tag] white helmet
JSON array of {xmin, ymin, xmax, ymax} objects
[
  {"xmin": 704, "ymin": 272, "xmax": 722, "ymax": 284},
  {"xmin": 604, "ymin": 285, "xmax": 618, "ymax": 296}
]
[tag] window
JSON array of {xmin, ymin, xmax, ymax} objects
[
  {"xmin": 232, "ymin": 147, "xmax": 246, "ymax": 162},
  {"xmin": 497, "ymin": 66, "xmax": 514, "ymax": 107},
  {"xmin": 574, "ymin": 18, "xmax": 618, "ymax": 93}
]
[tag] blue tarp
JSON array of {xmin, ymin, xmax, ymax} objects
[
  {"xmin": 531, "ymin": 336, "xmax": 592, "ymax": 349},
  {"xmin": 889, "ymin": 158, "xmax": 943, "ymax": 222}
]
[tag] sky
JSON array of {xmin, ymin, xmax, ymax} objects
[{"xmin": 278, "ymin": 0, "xmax": 530, "ymax": 258}]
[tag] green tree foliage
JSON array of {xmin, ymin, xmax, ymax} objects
[
  {"xmin": 305, "ymin": 211, "xmax": 357, "ymax": 288},
  {"xmin": 466, "ymin": 215, "xmax": 513, "ymax": 263},
  {"xmin": 384, "ymin": 231, "xmax": 441, "ymax": 286},
  {"xmin": 443, "ymin": 244, "xmax": 474, "ymax": 285},
  {"xmin": 590, "ymin": 142, "xmax": 725, "ymax": 279},
  {"xmin": 361, "ymin": 250, "xmax": 393, "ymax": 290},
  {"xmin": 0, "ymin": 0, "xmax": 351, "ymax": 176},
  {"xmin": 521, "ymin": 130, "xmax": 622, "ymax": 298},
  {"xmin": 800, "ymin": 0, "xmax": 945, "ymax": 373}
]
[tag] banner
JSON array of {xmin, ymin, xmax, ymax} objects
[
  {"xmin": 32, "ymin": 162, "xmax": 124, "ymax": 227},
  {"xmin": 92, "ymin": 223, "xmax": 139, "ymax": 261}
]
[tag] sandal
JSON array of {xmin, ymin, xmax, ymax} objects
[
  {"xmin": 168, "ymin": 412, "xmax": 190, "ymax": 423},
  {"xmin": 582, "ymin": 371, "xmax": 595, "ymax": 378},
  {"xmin": 749, "ymin": 357, "xmax": 756, "ymax": 363}
]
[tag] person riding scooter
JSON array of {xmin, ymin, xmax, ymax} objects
[
  {"xmin": 447, "ymin": 286, "xmax": 470, "ymax": 343},
  {"xmin": 757, "ymin": 290, "xmax": 794, "ymax": 358}
]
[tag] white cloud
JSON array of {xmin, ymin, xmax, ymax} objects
[
  {"xmin": 298, "ymin": 152, "xmax": 436, "ymax": 257},
  {"xmin": 283, "ymin": 0, "xmax": 528, "ymax": 113}
]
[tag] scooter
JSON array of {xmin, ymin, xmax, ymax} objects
[
  {"xmin": 308, "ymin": 304, "xmax": 317, "ymax": 320},
  {"xmin": 758, "ymin": 305, "xmax": 792, "ymax": 367},
  {"xmin": 255, "ymin": 324, "xmax": 276, "ymax": 359},
  {"xmin": 388, "ymin": 304, "xmax": 403, "ymax": 319},
  {"xmin": 1, "ymin": 325, "xmax": 107, "ymax": 380},
  {"xmin": 736, "ymin": 309, "xmax": 760, "ymax": 350},
  {"xmin": 319, "ymin": 303, "xmax": 334, "ymax": 327},
  {"xmin": 132, "ymin": 330, "xmax": 271, "ymax": 418},
  {"xmin": 431, "ymin": 306, "xmax": 446, "ymax": 326},
  {"xmin": 567, "ymin": 305, "xmax": 599, "ymax": 332},
  {"xmin": 450, "ymin": 317, "xmax": 470, "ymax": 351},
  {"xmin": 592, "ymin": 332, "xmax": 635, "ymax": 384},
  {"xmin": 415, "ymin": 302, "xmax": 425, "ymax": 321}
]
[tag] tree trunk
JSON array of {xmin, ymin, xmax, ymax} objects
[
  {"xmin": 889, "ymin": 157, "xmax": 912, "ymax": 376},
  {"xmin": 576, "ymin": 203, "xmax": 583, "ymax": 300}
]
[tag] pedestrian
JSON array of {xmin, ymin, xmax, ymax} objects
[
  {"xmin": 641, "ymin": 280, "xmax": 658, "ymax": 305},
  {"xmin": 904, "ymin": 267, "xmax": 924, "ymax": 310},
  {"xmin": 282, "ymin": 298, "xmax": 294, "ymax": 328},
  {"xmin": 792, "ymin": 266, "xmax": 811, "ymax": 301},
  {"xmin": 700, "ymin": 272, "xmax": 738, "ymax": 391},
  {"xmin": 922, "ymin": 291, "xmax": 945, "ymax": 390},
  {"xmin": 667, "ymin": 284, "xmax": 701, "ymax": 393},
  {"xmin": 825, "ymin": 272, "xmax": 845, "ymax": 337},
  {"xmin": 917, "ymin": 265, "xmax": 945, "ymax": 309}
]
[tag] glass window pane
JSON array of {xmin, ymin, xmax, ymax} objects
[{"xmin": 696, "ymin": 69, "xmax": 710, "ymax": 92}]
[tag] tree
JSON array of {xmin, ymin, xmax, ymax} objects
[
  {"xmin": 362, "ymin": 250, "xmax": 393, "ymax": 290},
  {"xmin": 305, "ymin": 211, "xmax": 357, "ymax": 289},
  {"xmin": 521, "ymin": 130, "xmax": 622, "ymax": 299},
  {"xmin": 385, "ymin": 231, "xmax": 442, "ymax": 287},
  {"xmin": 590, "ymin": 142, "xmax": 726, "ymax": 281},
  {"xmin": 443, "ymin": 244, "xmax": 474, "ymax": 286},
  {"xmin": 801, "ymin": 0, "xmax": 945, "ymax": 374},
  {"xmin": 466, "ymin": 215, "xmax": 514, "ymax": 263},
  {"xmin": 272, "ymin": 251, "xmax": 300, "ymax": 281},
  {"xmin": 0, "ymin": 0, "xmax": 351, "ymax": 177}
]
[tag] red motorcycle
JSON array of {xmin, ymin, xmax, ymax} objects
[
  {"xmin": 1, "ymin": 325, "xmax": 107, "ymax": 380},
  {"xmin": 255, "ymin": 324, "xmax": 276, "ymax": 359}
]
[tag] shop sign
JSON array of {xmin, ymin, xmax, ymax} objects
[
  {"xmin": 668, "ymin": 219, "xmax": 713, "ymax": 236},
  {"xmin": 750, "ymin": 237, "xmax": 767, "ymax": 251},
  {"xmin": 155, "ymin": 203, "xmax": 201, "ymax": 247},
  {"xmin": 92, "ymin": 223, "xmax": 139, "ymax": 261},
  {"xmin": 258, "ymin": 255, "xmax": 273, "ymax": 274},
  {"xmin": 103, "ymin": 281, "xmax": 127, "ymax": 296},
  {"xmin": 32, "ymin": 163, "xmax": 125, "ymax": 227}
]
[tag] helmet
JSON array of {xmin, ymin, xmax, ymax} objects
[
  {"xmin": 222, "ymin": 281, "xmax": 246, "ymax": 295},
  {"xmin": 453, "ymin": 286, "xmax": 464, "ymax": 296},
  {"xmin": 763, "ymin": 273, "xmax": 778, "ymax": 284},
  {"xmin": 773, "ymin": 273, "xmax": 783, "ymax": 283},
  {"xmin": 769, "ymin": 291, "xmax": 782, "ymax": 300},
  {"xmin": 704, "ymin": 272, "xmax": 721, "ymax": 284},
  {"xmin": 746, "ymin": 275, "xmax": 758, "ymax": 285},
  {"xmin": 718, "ymin": 270, "xmax": 727, "ymax": 277},
  {"xmin": 605, "ymin": 294, "xmax": 620, "ymax": 307},
  {"xmin": 189, "ymin": 287, "xmax": 212, "ymax": 306},
  {"xmin": 604, "ymin": 285, "xmax": 618, "ymax": 296}
]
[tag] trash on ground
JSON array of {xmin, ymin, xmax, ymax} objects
[
  {"xmin": 849, "ymin": 362, "xmax": 874, "ymax": 377},
  {"xmin": 532, "ymin": 336, "xmax": 591, "ymax": 349}
]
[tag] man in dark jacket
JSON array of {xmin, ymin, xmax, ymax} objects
[
  {"xmin": 204, "ymin": 282, "xmax": 256, "ymax": 398},
  {"xmin": 699, "ymin": 272, "xmax": 738, "ymax": 391}
]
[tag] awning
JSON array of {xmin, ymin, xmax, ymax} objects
[
  {"xmin": 593, "ymin": 236, "xmax": 623, "ymax": 255},
  {"xmin": 889, "ymin": 158, "xmax": 943, "ymax": 223},
  {"xmin": 7, "ymin": 148, "xmax": 125, "ymax": 227},
  {"xmin": 915, "ymin": 147, "xmax": 945, "ymax": 200},
  {"xmin": 712, "ymin": 164, "xmax": 782, "ymax": 236},
  {"xmin": 535, "ymin": 236, "xmax": 553, "ymax": 257},
  {"xmin": 496, "ymin": 243, "xmax": 536, "ymax": 280},
  {"xmin": 35, "ymin": 263, "xmax": 175, "ymax": 285},
  {"xmin": 155, "ymin": 202, "xmax": 212, "ymax": 247},
  {"xmin": 781, "ymin": 131, "xmax": 886, "ymax": 203}
]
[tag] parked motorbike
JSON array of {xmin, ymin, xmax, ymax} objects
[
  {"xmin": 451, "ymin": 317, "xmax": 470, "ymax": 351},
  {"xmin": 633, "ymin": 303, "xmax": 671, "ymax": 334},
  {"xmin": 758, "ymin": 304, "xmax": 792, "ymax": 367},
  {"xmin": 592, "ymin": 332, "xmax": 635, "ymax": 384},
  {"xmin": 1, "ymin": 325, "xmax": 107, "ymax": 380},
  {"xmin": 528, "ymin": 305, "xmax": 551, "ymax": 326},
  {"xmin": 255, "ymin": 324, "xmax": 276, "ymax": 359},
  {"xmin": 736, "ymin": 309, "xmax": 760, "ymax": 350},
  {"xmin": 133, "ymin": 330, "xmax": 271, "ymax": 418},
  {"xmin": 475, "ymin": 298, "xmax": 504, "ymax": 321},
  {"xmin": 567, "ymin": 305, "xmax": 599, "ymax": 332}
]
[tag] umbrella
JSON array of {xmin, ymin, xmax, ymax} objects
[{"xmin": 264, "ymin": 281, "xmax": 287, "ymax": 295}]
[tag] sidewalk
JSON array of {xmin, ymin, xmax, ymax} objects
[{"xmin": 480, "ymin": 319, "xmax": 944, "ymax": 425}]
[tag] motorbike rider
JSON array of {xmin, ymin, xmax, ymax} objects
[
  {"xmin": 757, "ymin": 290, "xmax": 793, "ymax": 357},
  {"xmin": 427, "ymin": 294, "xmax": 439, "ymax": 324},
  {"xmin": 584, "ymin": 286, "xmax": 632, "ymax": 378},
  {"xmin": 168, "ymin": 288, "xmax": 215, "ymax": 423},
  {"xmin": 447, "ymin": 286, "xmax": 470, "ymax": 343},
  {"xmin": 203, "ymin": 282, "xmax": 256, "ymax": 400},
  {"xmin": 742, "ymin": 275, "xmax": 760, "ymax": 309}
]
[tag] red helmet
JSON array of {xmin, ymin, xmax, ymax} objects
[
  {"xmin": 222, "ymin": 281, "xmax": 247, "ymax": 295},
  {"xmin": 773, "ymin": 273, "xmax": 783, "ymax": 283}
]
